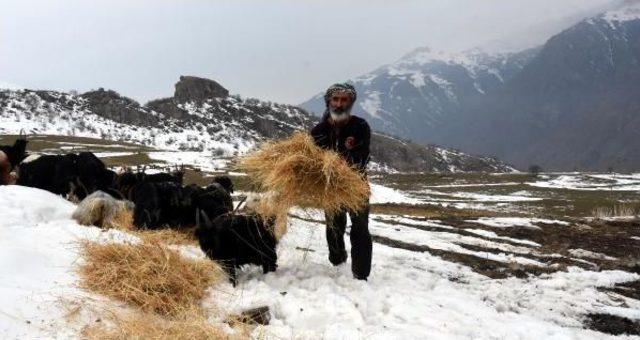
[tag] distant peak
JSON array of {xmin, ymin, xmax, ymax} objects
[
  {"xmin": 602, "ymin": 0, "xmax": 640, "ymax": 22},
  {"xmin": 399, "ymin": 46, "xmax": 454, "ymax": 64}
]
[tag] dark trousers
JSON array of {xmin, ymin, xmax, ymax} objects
[{"xmin": 325, "ymin": 204, "xmax": 372, "ymax": 279}]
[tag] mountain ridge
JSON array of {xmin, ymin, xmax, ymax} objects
[{"xmin": 0, "ymin": 76, "xmax": 514, "ymax": 173}]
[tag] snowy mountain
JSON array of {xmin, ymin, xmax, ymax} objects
[
  {"xmin": 440, "ymin": 1, "xmax": 640, "ymax": 171},
  {"xmin": 303, "ymin": 1, "xmax": 640, "ymax": 172},
  {"xmin": 0, "ymin": 76, "xmax": 513, "ymax": 173},
  {"xmin": 300, "ymin": 47, "xmax": 538, "ymax": 143}
]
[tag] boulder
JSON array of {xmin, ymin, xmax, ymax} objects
[{"xmin": 174, "ymin": 76, "xmax": 229, "ymax": 103}]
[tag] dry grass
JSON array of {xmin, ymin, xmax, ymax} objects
[
  {"xmin": 134, "ymin": 228, "xmax": 198, "ymax": 246},
  {"xmin": 238, "ymin": 132, "xmax": 370, "ymax": 236},
  {"xmin": 82, "ymin": 307, "xmax": 241, "ymax": 340},
  {"xmin": 78, "ymin": 239, "xmax": 222, "ymax": 316},
  {"xmin": 592, "ymin": 204, "xmax": 639, "ymax": 219},
  {"xmin": 110, "ymin": 209, "xmax": 135, "ymax": 230}
]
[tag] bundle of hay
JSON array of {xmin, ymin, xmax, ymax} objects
[
  {"xmin": 78, "ymin": 239, "xmax": 222, "ymax": 316},
  {"xmin": 238, "ymin": 132, "xmax": 370, "ymax": 236},
  {"xmin": 72, "ymin": 191, "xmax": 134, "ymax": 230}
]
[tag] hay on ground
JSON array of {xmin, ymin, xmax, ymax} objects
[
  {"xmin": 78, "ymin": 239, "xmax": 223, "ymax": 316},
  {"xmin": 237, "ymin": 132, "xmax": 370, "ymax": 236},
  {"xmin": 82, "ymin": 307, "xmax": 240, "ymax": 340},
  {"xmin": 72, "ymin": 191, "xmax": 134, "ymax": 230},
  {"xmin": 134, "ymin": 228, "xmax": 199, "ymax": 246}
]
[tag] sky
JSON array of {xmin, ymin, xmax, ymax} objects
[{"xmin": 0, "ymin": 0, "xmax": 619, "ymax": 105}]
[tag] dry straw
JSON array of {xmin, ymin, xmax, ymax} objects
[
  {"xmin": 78, "ymin": 239, "xmax": 222, "ymax": 316},
  {"xmin": 237, "ymin": 132, "xmax": 370, "ymax": 236},
  {"xmin": 135, "ymin": 228, "xmax": 199, "ymax": 246},
  {"xmin": 82, "ymin": 307, "xmax": 242, "ymax": 340}
]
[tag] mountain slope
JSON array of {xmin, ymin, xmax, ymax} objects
[
  {"xmin": 443, "ymin": 2, "xmax": 640, "ymax": 171},
  {"xmin": 300, "ymin": 47, "xmax": 538, "ymax": 144},
  {"xmin": 0, "ymin": 76, "xmax": 512, "ymax": 173}
]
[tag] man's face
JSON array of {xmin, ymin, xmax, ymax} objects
[{"xmin": 329, "ymin": 91, "xmax": 353, "ymax": 114}]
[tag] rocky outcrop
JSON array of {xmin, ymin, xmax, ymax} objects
[
  {"xmin": 145, "ymin": 97, "xmax": 188, "ymax": 120},
  {"xmin": 81, "ymin": 89, "xmax": 159, "ymax": 126},
  {"xmin": 174, "ymin": 76, "xmax": 229, "ymax": 103}
]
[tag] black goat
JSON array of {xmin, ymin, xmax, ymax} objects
[
  {"xmin": 0, "ymin": 134, "xmax": 28, "ymax": 185},
  {"xmin": 0, "ymin": 134, "xmax": 28, "ymax": 170},
  {"xmin": 17, "ymin": 152, "xmax": 115, "ymax": 200},
  {"xmin": 196, "ymin": 211, "xmax": 278, "ymax": 286},
  {"xmin": 127, "ymin": 179, "xmax": 234, "ymax": 230}
]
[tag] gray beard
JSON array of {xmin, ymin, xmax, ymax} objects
[{"xmin": 329, "ymin": 108, "xmax": 351, "ymax": 122}]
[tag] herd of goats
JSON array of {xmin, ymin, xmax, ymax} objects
[{"xmin": 0, "ymin": 135, "xmax": 277, "ymax": 285}]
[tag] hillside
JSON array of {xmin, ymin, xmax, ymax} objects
[
  {"xmin": 301, "ymin": 2, "xmax": 640, "ymax": 171},
  {"xmin": 443, "ymin": 2, "xmax": 640, "ymax": 171},
  {"xmin": 0, "ymin": 76, "xmax": 513, "ymax": 173},
  {"xmin": 300, "ymin": 47, "xmax": 538, "ymax": 144}
]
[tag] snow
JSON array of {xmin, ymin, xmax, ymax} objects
[
  {"xmin": 424, "ymin": 182, "xmax": 521, "ymax": 188},
  {"xmin": 529, "ymin": 173, "xmax": 640, "ymax": 191},
  {"xmin": 603, "ymin": 2, "xmax": 640, "ymax": 23},
  {"xmin": 1, "ymin": 185, "xmax": 639, "ymax": 338},
  {"xmin": 569, "ymin": 249, "xmax": 618, "ymax": 262},
  {"xmin": 372, "ymin": 215, "xmax": 454, "ymax": 231},
  {"xmin": 211, "ymin": 217, "xmax": 640, "ymax": 339},
  {"xmin": 360, "ymin": 91, "xmax": 384, "ymax": 119},
  {"xmin": 429, "ymin": 75, "xmax": 456, "ymax": 100},
  {"xmin": 92, "ymin": 152, "xmax": 135, "ymax": 158},
  {"xmin": 147, "ymin": 151, "xmax": 230, "ymax": 172},
  {"xmin": 416, "ymin": 188, "xmax": 542, "ymax": 203},
  {"xmin": 0, "ymin": 186, "xmax": 137, "ymax": 338},
  {"xmin": 467, "ymin": 217, "xmax": 570, "ymax": 229},
  {"xmin": 409, "ymin": 71, "xmax": 426, "ymax": 87},
  {"xmin": 368, "ymin": 219, "xmax": 545, "ymax": 267},
  {"xmin": 370, "ymin": 183, "xmax": 422, "ymax": 205},
  {"xmin": 463, "ymin": 228, "xmax": 541, "ymax": 247}
]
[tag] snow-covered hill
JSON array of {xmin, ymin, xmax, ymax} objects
[{"xmin": 0, "ymin": 76, "xmax": 514, "ymax": 173}]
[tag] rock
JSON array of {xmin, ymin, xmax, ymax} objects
[
  {"xmin": 145, "ymin": 97, "xmax": 188, "ymax": 120},
  {"xmin": 174, "ymin": 76, "xmax": 229, "ymax": 103},
  {"xmin": 238, "ymin": 306, "xmax": 270, "ymax": 325},
  {"xmin": 81, "ymin": 89, "xmax": 158, "ymax": 127}
]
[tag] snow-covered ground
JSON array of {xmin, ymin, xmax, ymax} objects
[
  {"xmin": 213, "ymin": 216, "xmax": 639, "ymax": 339},
  {"xmin": 529, "ymin": 174, "xmax": 640, "ymax": 192},
  {"xmin": 466, "ymin": 217, "xmax": 570, "ymax": 230},
  {"xmin": 0, "ymin": 186, "xmax": 137, "ymax": 338},
  {"xmin": 2, "ymin": 185, "xmax": 639, "ymax": 339}
]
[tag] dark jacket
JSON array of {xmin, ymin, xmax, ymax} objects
[{"xmin": 310, "ymin": 114, "xmax": 371, "ymax": 172}]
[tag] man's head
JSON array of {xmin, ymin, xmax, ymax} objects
[{"xmin": 324, "ymin": 83, "xmax": 357, "ymax": 123}]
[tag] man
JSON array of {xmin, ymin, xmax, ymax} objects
[{"xmin": 310, "ymin": 83, "xmax": 372, "ymax": 280}]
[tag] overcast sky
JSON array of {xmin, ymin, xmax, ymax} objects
[{"xmin": 0, "ymin": 0, "xmax": 619, "ymax": 105}]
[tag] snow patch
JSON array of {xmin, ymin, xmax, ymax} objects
[{"xmin": 467, "ymin": 217, "xmax": 570, "ymax": 229}]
